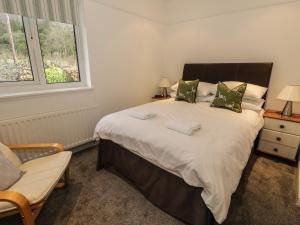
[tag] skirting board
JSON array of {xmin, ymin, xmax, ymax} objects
[{"xmin": 70, "ymin": 141, "xmax": 99, "ymax": 154}]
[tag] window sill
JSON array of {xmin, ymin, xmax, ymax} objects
[{"xmin": 0, "ymin": 86, "xmax": 93, "ymax": 101}]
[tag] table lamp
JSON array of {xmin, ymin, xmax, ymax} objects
[
  {"xmin": 277, "ymin": 85, "xmax": 300, "ymax": 117},
  {"xmin": 159, "ymin": 77, "xmax": 171, "ymax": 98}
]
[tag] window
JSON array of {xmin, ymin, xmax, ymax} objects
[
  {"xmin": 37, "ymin": 20, "xmax": 80, "ymax": 84},
  {"xmin": 0, "ymin": 14, "xmax": 33, "ymax": 82},
  {"xmin": 0, "ymin": 12, "xmax": 89, "ymax": 97}
]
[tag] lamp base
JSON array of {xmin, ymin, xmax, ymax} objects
[
  {"xmin": 281, "ymin": 101, "xmax": 293, "ymax": 117},
  {"xmin": 162, "ymin": 88, "xmax": 168, "ymax": 98}
]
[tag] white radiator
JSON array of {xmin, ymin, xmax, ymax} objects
[{"xmin": 0, "ymin": 106, "xmax": 100, "ymax": 149}]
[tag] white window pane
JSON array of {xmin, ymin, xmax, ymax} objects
[
  {"xmin": 0, "ymin": 13, "xmax": 33, "ymax": 82},
  {"xmin": 37, "ymin": 19, "xmax": 80, "ymax": 84}
]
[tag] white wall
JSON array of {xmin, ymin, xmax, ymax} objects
[
  {"xmin": 1, "ymin": 0, "xmax": 299, "ymax": 122},
  {"xmin": 0, "ymin": 0, "xmax": 164, "ymax": 121},
  {"xmin": 163, "ymin": 0, "xmax": 300, "ymax": 112}
]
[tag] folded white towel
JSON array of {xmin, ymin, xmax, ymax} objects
[
  {"xmin": 130, "ymin": 110, "xmax": 156, "ymax": 120},
  {"xmin": 166, "ymin": 120, "xmax": 201, "ymax": 135}
]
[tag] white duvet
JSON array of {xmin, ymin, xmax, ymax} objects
[{"xmin": 94, "ymin": 99, "xmax": 264, "ymax": 223}]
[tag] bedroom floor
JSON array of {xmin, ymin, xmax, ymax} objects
[{"xmin": 1, "ymin": 147, "xmax": 299, "ymax": 225}]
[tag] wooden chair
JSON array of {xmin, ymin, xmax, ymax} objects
[{"xmin": 0, "ymin": 143, "xmax": 72, "ymax": 225}]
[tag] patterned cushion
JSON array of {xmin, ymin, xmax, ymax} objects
[
  {"xmin": 175, "ymin": 80, "xmax": 199, "ymax": 103},
  {"xmin": 13, "ymin": 148, "xmax": 57, "ymax": 163},
  {"xmin": 211, "ymin": 82, "xmax": 247, "ymax": 113}
]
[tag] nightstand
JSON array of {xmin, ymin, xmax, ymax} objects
[
  {"xmin": 257, "ymin": 110, "xmax": 300, "ymax": 161},
  {"xmin": 152, "ymin": 96, "xmax": 171, "ymax": 102}
]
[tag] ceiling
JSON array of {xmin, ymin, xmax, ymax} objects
[
  {"xmin": 92, "ymin": 0, "xmax": 299, "ymax": 24},
  {"xmin": 165, "ymin": 0, "xmax": 299, "ymax": 24}
]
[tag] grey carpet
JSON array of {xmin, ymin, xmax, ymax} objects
[{"xmin": 1, "ymin": 148, "xmax": 299, "ymax": 225}]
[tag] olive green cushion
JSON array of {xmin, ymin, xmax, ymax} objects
[
  {"xmin": 175, "ymin": 80, "xmax": 199, "ymax": 103},
  {"xmin": 211, "ymin": 82, "xmax": 247, "ymax": 113}
]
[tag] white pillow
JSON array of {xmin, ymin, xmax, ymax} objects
[
  {"xmin": 195, "ymin": 93, "xmax": 265, "ymax": 111},
  {"xmin": 196, "ymin": 95, "xmax": 215, "ymax": 103},
  {"xmin": 242, "ymin": 98, "xmax": 265, "ymax": 111},
  {"xmin": 170, "ymin": 82, "xmax": 179, "ymax": 91},
  {"xmin": 170, "ymin": 81, "xmax": 215, "ymax": 97},
  {"xmin": 0, "ymin": 142, "xmax": 22, "ymax": 167},
  {"xmin": 197, "ymin": 82, "xmax": 216, "ymax": 96},
  {"xmin": 210, "ymin": 81, "xmax": 268, "ymax": 99},
  {"xmin": 170, "ymin": 91, "xmax": 177, "ymax": 98}
]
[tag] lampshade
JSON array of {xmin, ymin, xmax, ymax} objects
[
  {"xmin": 277, "ymin": 85, "xmax": 300, "ymax": 102},
  {"xmin": 158, "ymin": 77, "xmax": 171, "ymax": 88}
]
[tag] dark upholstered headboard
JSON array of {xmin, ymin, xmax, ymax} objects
[{"xmin": 182, "ymin": 63, "xmax": 273, "ymax": 88}]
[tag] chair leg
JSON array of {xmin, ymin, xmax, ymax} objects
[
  {"xmin": 0, "ymin": 191, "xmax": 35, "ymax": 225},
  {"xmin": 21, "ymin": 210, "xmax": 35, "ymax": 225},
  {"xmin": 31, "ymin": 202, "xmax": 45, "ymax": 220},
  {"xmin": 55, "ymin": 168, "xmax": 69, "ymax": 189},
  {"xmin": 18, "ymin": 202, "xmax": 35, "ymax": 225},
  {"xmin": 64, "ymin": 167, "xmax": 69, "ymax": 187}
]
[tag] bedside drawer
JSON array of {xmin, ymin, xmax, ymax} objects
[
  {"xmin": 264, "ymin": 118, "xmax": 300, "ymax": 135},
  {"xmin": 258, "ymin": 140, "xmax": 298, "ymax": 160},
  {"xmin": 260, "ymin": 129, "xmax": 300, "ymax": 148}
]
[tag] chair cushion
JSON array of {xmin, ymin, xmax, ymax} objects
[
  {"xmin": 0, "ymin": 151, "xmax": 72, "ymax": 213},
  {"xmin": 0, "ymin": 142, "xmax": 21, "ymax": 167},
  {"xmin": 0, "ymin": 152, "xmax": 24, "ymax": 191}
]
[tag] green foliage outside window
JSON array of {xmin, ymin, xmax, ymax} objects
[
  {"xmin": 0, "ymin": 14, "xmax": 80, "ymax": 83},
  {"xmin": 45, "ymin": 66, "xmax": 74, "ymax": 84},
  {"xmin": 37, "ymin": 19, "xmax": 80, "ymax": 84}
]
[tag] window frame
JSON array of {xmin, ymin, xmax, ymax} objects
[{"xmin": 0, "ymin": 12, "xmax": 90, "ymax": 98}]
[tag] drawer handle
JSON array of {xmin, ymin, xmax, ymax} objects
[
  {"xmin": 273, "ymin": 148, "xmax": 279, "ymax": 152},
  {"xmin": 276, "ymin": 137, "xmax": 282, "ymax": 141},
  {"xmin": 279, "ymin": 125, "xmax": 285, "ymax": 129}
]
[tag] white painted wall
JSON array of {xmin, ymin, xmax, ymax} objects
[
  {"xmin": 0, "ymin": 0, "xmax": 164, "ymax": 121},
  {"xmin": 1, "ymin": 0, "xmax": 299, "ymax": 124},
  {"xmin": 163, "ymin": 0, "xmax": 300, "ymax": 112}
]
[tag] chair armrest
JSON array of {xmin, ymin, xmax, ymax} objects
[
  {"xmin": 0, "ymin": 191, "xmax": 35, "ymax": 225},
  {"xmin": 7, "ymin": 143, "xmax": 65, "ymax": 153},
  {"xmin": 8, "ymin": 144, "xmax": 65, "ymax": 163}
]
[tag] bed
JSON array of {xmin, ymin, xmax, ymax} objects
[{"xmin": 94, "ymin": 63, "xmax": 273, "ymax": 225}]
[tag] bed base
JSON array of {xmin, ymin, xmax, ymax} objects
[
  {"xmin": 97, "ymin": 135, "xmax": 259, "ymax": 225},
  {"xmin": 97, "ymin": 139, "xmax": 214, "ymax": 225}
]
